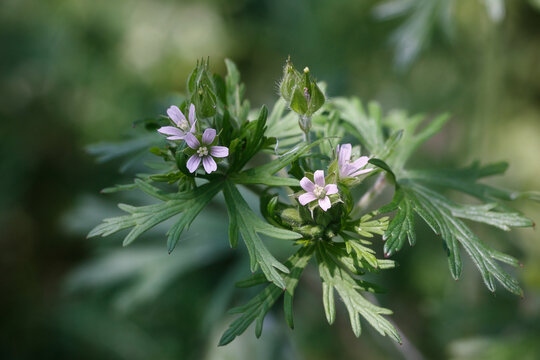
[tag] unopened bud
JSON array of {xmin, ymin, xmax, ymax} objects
[
  {"xmin": 187, "ymin": 58, "xmax": 217, "ymax": 118},
  {"xmin": 280, "ymin": 58, "xmax": 302, "ymax": 102},
  {"xmin": 280, "ymin": 58, "xmax": 325, "ymax": 118}
]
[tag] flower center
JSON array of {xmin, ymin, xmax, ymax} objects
[
  {"xmin": 178, "ymin": 120, "xmax": 189, "ymax": 132},
  {"xmin": 313, "ymin": 185, "xmax": 326, "ymax": 198},
  {"xmin": 197, "ymin": 146, "xmax": 208, "ymax": 157}
]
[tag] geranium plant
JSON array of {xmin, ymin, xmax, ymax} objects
[{"xmin": 89, "ymin": 58, "xmax": 538, "ymax": 345}]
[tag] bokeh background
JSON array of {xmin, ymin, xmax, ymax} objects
[{"xmin": 1, "ymin": 0, "xmax": 540, "ymax": 359}]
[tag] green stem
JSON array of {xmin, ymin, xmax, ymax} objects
[
  {"xmin": 302, "ymin": 130, "xmax": 311, "ymax": 144},
  {"xmin": 354, "ymin": 173, "xmax": 387, "ymax": 214}
]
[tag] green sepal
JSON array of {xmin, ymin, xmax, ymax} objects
[
  {"xmin": 289, "ymin": 85, "xmax": 308, "ymax": 116},
  {"xmin": 307, "ymin": 80, "xmax": 325, "ymax": 116},
  {"xmin": 280, "ymin": 58, "xmax": 302, "ymax": 102},
  {"xmin": 187, "ymin": 58, "xmax": 217, "ymax": 118}
]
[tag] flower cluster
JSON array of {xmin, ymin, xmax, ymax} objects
[
  {"xmin": 158, "ymin": 104, "xmax": 228, "ymax": 174},
  {"xmin": 297, "ymin": 143, "xmax": 372, "ymax": 212},
  {"xmin": 91, "ymin": 59, "xmax": 536, "ymax": 348}
]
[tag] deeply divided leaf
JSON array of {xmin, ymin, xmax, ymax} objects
[
  {"xmin": 223, "ymin": 181, "xmax": 301, "ymax": 289},
  {"xmin": 219, "ymin": 245, "xmax": 314, "ymax": 346}
]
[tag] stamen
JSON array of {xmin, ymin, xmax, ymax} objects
[
  {"xmin": 179, "ymin": 120, "xmax": 189, "ymax": 131},
  {"xmin": 313, "ymin": 185, "xmax": 326, "ymax": 198},
  {"xmin": 197, "ymin": 146, "xmax": 208, "ymax": 157}
]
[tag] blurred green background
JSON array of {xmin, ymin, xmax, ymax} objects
[{"xmin": 1, "ymin": 0, "xmax": 540, "ymax": 359}]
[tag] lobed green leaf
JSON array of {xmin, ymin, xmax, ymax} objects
[
  {"xmin": 223, "ymin": 181, "xmax": 301, "ymax": 289},
  {"xmin": 316, "ymin": 242, "xmax": 401, "ymax": 343},
  {"xmin": 219, "ymin": 245, "xmax": 314, "ymax": 346},
  {"xmin": 88, "ymin": 181, "xmax": 222, "ymax": 251}
]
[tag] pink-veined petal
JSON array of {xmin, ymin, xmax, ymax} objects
[
  {"xmin": 325, "ymin": 184, "xmax": 338, "ymax": 195},
  {"xmin": 300, "ymin": 177, "xmax": 315, "ymax": 192},
  {"xmin": 350, "ymin": 156, "xmax": 369, "ymax": 170},
  {"xmin": 158, "ymin": 126, "xmax": 184, "ymax": 137},
  {"xmin": 314, "ymin": 170, "xmax": 326, "ymax": 187},
  {"xmin": 202, "ymin": 128, "xmax": 216, "ymax": 145},
  {"xmin": 202, "ymin": 156, "xmax": 217, "ymax": 173},
  {"xmin": 167, "ymin": 105, "xmax": 187, "ymax": 127},
  {"xmin": 338, "ymin": 167, "xmax": 348, "ymax": 178},
  {"xmin": 167, "ymin": 136, "xmax": 185, "ymax": 140},
  {"xmin": 210, "ymin": 146, "xmax": 228, "ymax": 158},
  {"xmin": 298, "ymin": 192, "xmax": 317, "ymax": 205},
  {"xmin": 186, "ymin": 155, "xmax": 201, "ymax": 173},
  {"xmin": 184, "ymin": 133, "xmax": 200, "ymax": 149},
  {"xmin": 189, "ymin": 119, "xmax": 197, "ymax": 133},
  {"xmin": 188, "ymin": 104, "xmax": 196, "ymax": 126},
  {"xmin": 318, "ymin": 196, "xmax": 331, "ymax": 211},
  {"xmin": 340, "ymin": 163, "xmax": 356, "ymax": 178},
  {"xmin": 338, "ymin": 144, "xmax": 352, "ymax": 167},
  {"xmin": 350, "ymin": 168, "xmax": 374, "ymax": 177}
]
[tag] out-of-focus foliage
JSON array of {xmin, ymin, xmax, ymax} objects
[
  {"xmin": 373, "ymin": 0, "xmax": 507, "ymax": 69},
  {"xmin": 2, "ymin": 0, "xmax": 540, "ymax": 359}
]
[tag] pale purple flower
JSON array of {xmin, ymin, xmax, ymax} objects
[
  {"xmin": 337, "ymin": 144, "xmax": 372, "ymax": 178},
  {"xmin": 184, "ymin": 128, "xmax": 228, "ymax": 174},
  {"xmin": 298, "ymin": 170, "xmax": 338, "ymax": 211},
  {"xmin": 158, "ymin": 104, "xmax": 197, "ymax": 140}
]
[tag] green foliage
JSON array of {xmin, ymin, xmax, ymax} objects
[
  {"xmin": 380, "ymin": 179, "xmax": 530, "ymax": 295},
  {"xmin": 315, "ymin": 242, "xmax": 401, "ymax": 342},
  {"xmin": 224, "ymin": 58, "xmax": 250, "ymax": 126},
  {"xmin": 354, "ymin": 213, "xmax": 390, "ymax": 238},
  {"xmin": 88, "ymin": 60, "xmax": 536, "ymax": 349},
  {"xmin": 379, "ymin": 188, "xmax": 416, "ymax": 254},
  {"xmin": 223, "ymin": 181, "xmax": 301, "ymax": 289},
  {"xmin": 405, "ymin": 162, "xmax": 540, "ymax": 203},
  {"xmin": 373, "ymin": 0, "xmax": 455, "ymax": 69},
  {"xmin": 335, "ymin": 97, "xmax": 535, "ymax": 294},
  {"xmin": 88, "ymin": 180, "xmax": 222, "ymax": 251},
  {"xmin": 8, "ymin": 1, "xmax": 540, "ymax": 358},
  {"xmin": 227, "ymin": 105, "xmax": 270, "ymax": 173},
  {"xmin": 374, "ymin": 0, "xmax": 507, "ymax": 69},
  {"xmin": 219, "ymin": 245, "xmax": 314, "ymax": 346},
  {"xmin": 384, "ymin": 111, "xmax": 450, "ymax": 172},
  {"xmin": 86, "ymin": 133, "xmax": 164, "ymax": 173},
  {"xmin": 230, "ymin": 139, "xmax": 324, "ymax": 187},
  {"xmin": 333, "ymin": 98, "xmax": 386, "ymax": 155},
  {"xmin": 266, "ymin": 98, "xmax": 304, "ymax": 149}
]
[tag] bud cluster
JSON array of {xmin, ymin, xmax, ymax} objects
[{"xmin": 279, "ymin": 57, "xmax": 325, "ymax": 135}]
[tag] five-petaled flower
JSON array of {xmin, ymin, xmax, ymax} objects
[
  {"xmin": 158, "ymin": 104, "xmax": 197, "ymax": 140},
  {"xmin": 298, "ymin": 170, "xmax": 338, "ymax": 211},
  {"xmin": 184, "ymin": 129, "xmax": 228, "ymax": 174},
  {"xmin": 337, "ymin": 143, "xmax": 372, "ymax": 178}
]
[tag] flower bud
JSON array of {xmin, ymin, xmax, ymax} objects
[
  {"xmin": 186, "ymin": 58, "xmax": 217, "ymax": 118},
  {"xmin": 280, "ymin": 57, "xmax": 302, "ymax": 103},
  {"xmin": 279, "ymin": 58, "xmax": 325, "ymax": 118}
]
